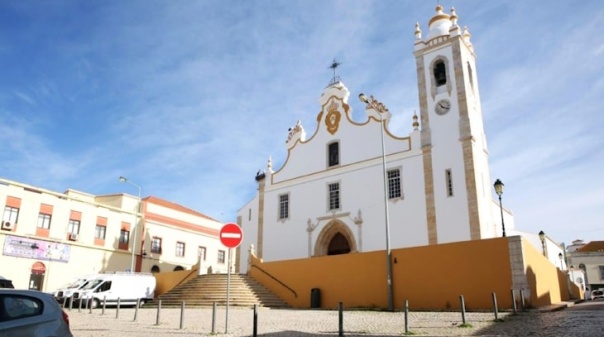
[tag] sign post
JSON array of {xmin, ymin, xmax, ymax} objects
[{"xmin": 220, "ymin": 223, "xmax": 243, "ymax": 334}]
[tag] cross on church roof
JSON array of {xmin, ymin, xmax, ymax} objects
[{"xmin": 328, "ymin": 58, "xmax": 341, "ymax": 85}]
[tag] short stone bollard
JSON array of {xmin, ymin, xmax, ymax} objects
[
  {"xmin": 179, "ymin": 301, "xmax": 185, "ymax": 330},
  {"xmin": 211, "ymin": 302, "xmax": 216, "ymax": 334},
  {"xmin": 133, "ymin": 299, "xmax": 140, "ymax": 321},
  {"xmin": 338, "ymin": 302, "xmax": 344, "ymax": 336},
  {"xmin": 459, "ymin": 295, "xmax": 467, "ymax": 325},
  {"xmin": 116, "ymin": 298, "xmax": 121, "ymax": 319},
  {"xmin": 404, "ymin": 299, "xmax": 409, "ymax": 334},
  {"xmin": 155, "ymin": 300, "xmax": 162, "ymax": 326},
  {"xmin": 511, "ymin": 289, "xmax": 517, "ymax": 315},
  {"xmin": 492, "ymin": 292, "xmax": 499, "ymax": 321},
  {"xmin": 252, "ymin": 304, "xmax": 258, "ymax": 337}
]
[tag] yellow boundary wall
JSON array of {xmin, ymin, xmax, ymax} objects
[{"xmin": 249, "ymin": 236, "xmax": 579, "ymax": 310}]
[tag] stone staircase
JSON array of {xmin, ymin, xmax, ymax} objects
[{"xmin": 148, "ymin": 274, "xmax": 288, "ymax": 308}]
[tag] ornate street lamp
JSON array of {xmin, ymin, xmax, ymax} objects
[
  {"xmin": 538, "ymin": 230, "xmax": 546, "ymax": 256},
  {"xmin": 493, "ymin": 179, "xmax": 506, "ymax": 237}
]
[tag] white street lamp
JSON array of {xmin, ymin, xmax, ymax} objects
[
  {"xmin": 359, "ymin": 93, "xmax": 394, "ymax": 312},
  {"xmin": 119, "ymin": 176, "xmax": 141, "ymax": 273}
]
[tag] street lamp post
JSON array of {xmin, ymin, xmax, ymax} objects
[
  {"xmin": 538, "ymin": 230, "xmax": 546, "ymax": 257},
  {"xmin": 493, "ymin": 179, "xmax": 506, "ymax": 237},
  {"xmin": 119, "ymin": 176, "xmax": 141, "ymax": 273},
  {"xmin": 358, "ymin": 93, "xmax": 394, "ymax": 312}
]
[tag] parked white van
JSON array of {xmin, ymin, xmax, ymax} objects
[
  {"xmin": 53, "ymin": 274, "xmax": 97, "ymax": 304},
  {"xmin": 72, "ymin": 273, "xmax": 156, "ymax": 308}
]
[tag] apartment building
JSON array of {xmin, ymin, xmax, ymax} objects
[{"xmin": 1, "ymin": 178, "xmax": 229, "ymax": 292}]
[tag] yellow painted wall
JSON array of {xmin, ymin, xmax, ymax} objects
[
  {"xmin": 249, "ymin": 237, "xmax": 572, "ymax": 310},
  {"xmin": 154, "ymin": 265, "xmax": 199, "ymax": 296},
  {"xmin": 521, "ymin": 239, "xmax": 583, "ymax": 306}
]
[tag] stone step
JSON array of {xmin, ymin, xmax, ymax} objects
[{"xmin": 148, "ymin": 274, "xmax": 288, "ymax": 308}]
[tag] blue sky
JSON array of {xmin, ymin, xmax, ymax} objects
[{"xmin": 1, "ymin": 1, "xmax": 602, "ymax": 247}]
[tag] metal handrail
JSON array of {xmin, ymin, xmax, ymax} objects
[{"xmin": 250, "ymin": 264, "xmax": 297, "ymax": 298}]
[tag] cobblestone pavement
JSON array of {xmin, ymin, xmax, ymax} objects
[{"xmin": 66, "ymin": 302, "xmax": 603, "ymax": 337}]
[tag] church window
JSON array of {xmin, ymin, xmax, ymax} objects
[
  {"xmin": 328, "ymin": 182, "xmax": 340, "ymax": 211},
  {"xmin": 328, "ymin": 141, "xmax": 340, "ymax": 167},
  {"xmin": 217, "ymin": 250, "xmax": 225, "ymax": 264},
  {"xmin": 467, "ymin": 62, "xmax": 474, "ymax": 90},
  {"xmin": 388, "ymin": 168, "xmax": 402, "ymax": 199},
  {"xmin": 599, "ymin": 266, "xmax": 604, "ymax": 280},
  {"xmin": 445, "ymin": 169, "xmax": 454, "ymax": 197},
  {"xmin": 278, "ymin": 193, "xmax": 289, "ymax": 220},
  {"xmin": 434, "ymin": 60, "xmax": 447, "ymax": 86},
  {"xmin": 248, "ymin": 208, "xmax": 251, "ymax": 221}
]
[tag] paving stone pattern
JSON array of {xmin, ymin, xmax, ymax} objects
[{"xmin": 67, "ymin": 305, "xmax": 603, "ymax": 337}]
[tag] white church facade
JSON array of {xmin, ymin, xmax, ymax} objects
[{"xmin": 237, "ymin": 6, "xmax": 516, "ymax": 272}]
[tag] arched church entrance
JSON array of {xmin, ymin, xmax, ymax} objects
[
  {"xmin": 328, "ymin": 233, "xmax": 350, "ymax": 255},
  {"xmin": 314, "ymin": 220, "xmax": 357, "ymax": 257}
]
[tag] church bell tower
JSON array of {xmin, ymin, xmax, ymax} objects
[{"xmin": 414, "ymin": 6, "xmax": 494, "ymax": 244}]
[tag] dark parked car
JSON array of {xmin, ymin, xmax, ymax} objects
[{"xmin": 0, "ymin": 277, "xmax": 14, "ymax": 289}]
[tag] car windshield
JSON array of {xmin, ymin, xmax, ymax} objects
[
  {"xmin": 81, "ymin": 279, "xmax": 103, "ymax": 290},
  {"xmin": 64, "ymin": 279, "xmax": 87, "ymax": 289}
]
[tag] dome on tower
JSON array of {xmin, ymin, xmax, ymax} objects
[{"xmin": 426, "ymin": 5, "xmax": 452, "ymax": 41}]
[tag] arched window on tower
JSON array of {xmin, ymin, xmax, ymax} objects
[{"xmin": 434, "ymin": 61, "xmax": 447, "ymax": 86}]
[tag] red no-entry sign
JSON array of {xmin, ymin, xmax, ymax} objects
[{"xmin": 220, "ymin": 223, "xmax": 243, "ymax": 248}]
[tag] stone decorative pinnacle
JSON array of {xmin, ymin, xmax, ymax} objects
[
  {"xmin": 415, "ymin": 22, "xmax": 422, "ymax": 40},
  {"xmin": 412, "ymin": 110, "xmax": 419, "ymax": 131}
]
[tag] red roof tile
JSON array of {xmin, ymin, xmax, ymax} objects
[{"xmin": 576, "ymin": 241, "xmax": 604, "ymax": 253}]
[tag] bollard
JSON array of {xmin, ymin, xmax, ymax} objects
[
  {"xmin": 133, "ymin": 299, "xmax": 140, "ymax": 321},
  {"xmin": 404, "ymin": 299, "xmax": 409, "ymax": 334},
  {"xmin": 519, "ymin": 289, "xmax": 526, "ymax": 311},
  {"xmin": 62, "ymin": 297, "xmax": 67, "ymax": 309},
  {"xmin": 102, "ymin": 296, "xmax": 106, "ymax": 315},
  {"xmin": 116, "ymin": 298, "xmax": 121, "ymax": 319},
  {"xmin": 155, "ymin": 300, "xmax": 162, "ymax": 325},
  {"xmin": 211, "ymin": 302, "xmax": 216, "ymax": 334},
  {"xmin": 68, "ymin": 297, "xmax": 73, "ymax": 311},
  {"xmin": 88, "ymin": 298, "xmax": 93, "ymax": 314},
  {"xmin": 338, "ymin": 302, "xmax": 344, "ymax": 337},
  {"xmin": 511, "ymin": 289, "xmax": 517, "ymax": 315},
  {"xmin": 459, "ymin": 295, "xmax": 467, "ymax": 325},
  {"xmin": 84, "ymin": 297, "xmax": 88, "ymax": 310},
  {"xmin": 492, "ymin": 292, "xmax": 499, "ymax": 320},
  {"xmin": 78, "ymin": 297, "xmax": 83, "ymax": 312},
  {"xmin": 179, "ymin": 301, "xmax": 185, "ymax": 330},
  {"xmin": 253, "ymin": 304, "xmax": 258, "ymax": 337}
]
